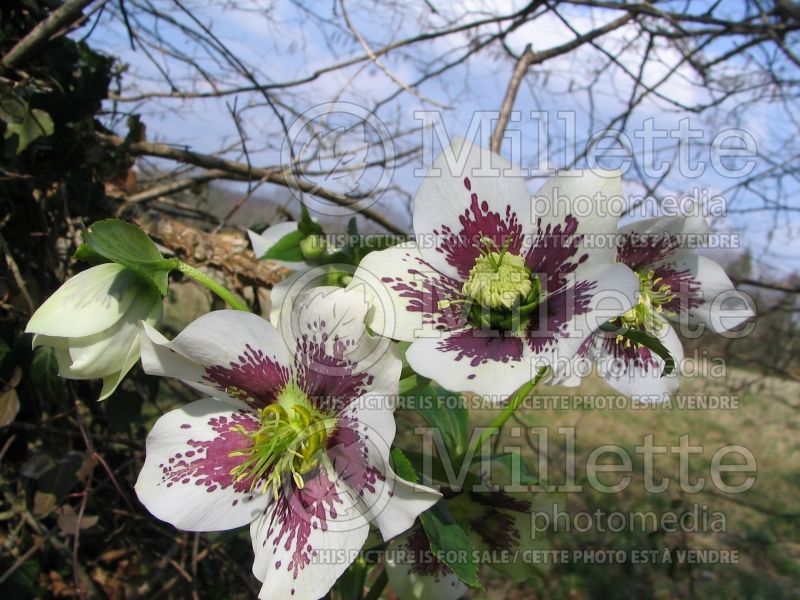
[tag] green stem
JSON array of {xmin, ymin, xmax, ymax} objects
[
  {"xmin": 398, "ymin": 373, "xmax": 425, "ymax": 395},
  {"xmin": 175, "ymin": 261, "xmax": 250, "ymax": 312},
  {"xmin": 468, "ymin": 367, "xmax": 548, "ymax": 455},
  {"xmin": 363, "ymin": 568, "xmax": 388, "ymax": 600}
]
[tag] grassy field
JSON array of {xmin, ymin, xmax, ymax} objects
[{"xmin": 445, "ymin": 367, "xmax": 800, "ymax": 599}]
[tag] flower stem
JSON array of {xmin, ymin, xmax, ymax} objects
[
  {"xmin": 175, "ymin": 261, "xmax": 250, "ymax": 312},
  {"xmin": 468, "ymin": 367, "xmax": 548, "ymax": 455},
  {"xmin": 364, "ymin": 568, "xmax": 388, "ymax": 600}
]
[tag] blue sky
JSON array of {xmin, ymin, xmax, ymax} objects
[{"xmin": 82, "ymin": 0, "xmax": 800, "ymax": 279}]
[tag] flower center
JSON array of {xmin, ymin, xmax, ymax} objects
[
  {"xmin": 618, "ymin": 269, "xmax": 674, "ymax": 335},
  {"xmin": 228, "ymin": 382, "xmax": 331, "ymax": 497},
  {"xmin": 447, "ymin": 236, "xmax": 541, "ymax": 332},
  {"xmin": 462, "ymin": 250, "xmax": 533, "ymax": 310}
]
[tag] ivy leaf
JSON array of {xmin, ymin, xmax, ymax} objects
[
  {"xmin": 599, "ymin": 322, "xmax": 676, "ymax": 376},
  {"xmin": 419, "ymin": 500, "xmax": 482, "ymax": 589},
  {"xmin": 81, "ymin": 219, "xmax": 171, "ymax": 295},
  {"xmin": 261, "ymin": 229, "xmax": 305, "ymax": 262},
  {"xmin": 4, "ymin": 107, "xmax": 54, "ymax": 154}
]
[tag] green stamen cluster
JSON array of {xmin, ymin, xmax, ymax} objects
[
  {"xmin": 616, "ymin": 269, "xmax": 674, "ymax": 343},
  {"xmin": 447, "ymin": 236, "xmax": 540, "ymax": 331},
  {"xmin": 462, "ymin": 251, "xmax": 532, "ymax": 310},
  {"xmin": 228, "ymin": 383, "xmax": 330, "ymax": 497}
]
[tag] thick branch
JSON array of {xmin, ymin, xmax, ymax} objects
[
  {"xmin": 491, "ymin": 44, "xmax": 534, "ymax": 153},
  {"xmin": 96, "ymin": 134, "xmax": 405, "ymax": 234},
  {"xmin": 1, "ymin": 0, "xmax": 104, "ymax": 71}
]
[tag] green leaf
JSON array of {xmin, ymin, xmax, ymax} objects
[
  {"xmin": 4, "ymin": 107, "xmax": 54, "ymax": 154},
  {"xmin": 261, "ymin": 229, "xmax": 305, "ymax": 262},
  {"xmin": 82, "ymin": 219, "xmax": 171, "ymax": 295},
  {"xmin": 390, "ymin": 448, "xmax": 418, "ymax": 484},
  {"xmin": 336, "ymin": 557, "xmax": 367, "ymax": 600},
  {"xmin": 599, "ymin": 322, "xmax": 675, "ymax": 376},
  {"xmin": 0, "ymin": 96, "xmax": 28, "ymax": 122},
  {"xmin": 403, "ymin": 382, "xmax": 469, "ymax": 458},
  {"xmin": 73, "ymin": 243, "xmax": 108, "ymax": 265},
  {"xmin": 31, "ymin": 346, "xmax": 64, "ymax": 402},
  {"xmin": 297, "ymin": 204, "xmax": 324, "ymax": 236},
  {"xmin": 419, "ymin": 500, "xmax": 482, "ymax": 589}
]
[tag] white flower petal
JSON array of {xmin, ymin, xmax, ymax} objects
[
  {"xmin": 413, "ymin": 138, "xmax": 532, "ymax": 280},
  {"xmin": 619, "ymin": 214, "xmax": 709, "ymax": 239},
  {"xmin": 528, "ymin": 169, "xmax": 624, "ymax": 274},
  {"xmin": 406, "ymin": 329, "xmax": 535, "ymax": 400},
  {"xmin": 268, "ymin": 264, "xmax": 346, "ymax": 326},
  {"xmin": 250, "ymin": 466, "xmax": 370, "ymax": 600},
  {"xmin": 66, "ymin": 286, "xmax": 161, "ymax": 377},
  {"xmin": 328, "ymin": 394, "xmax": 440, "ymax": 541},
  {"xmin": 657, "ymin": 253, "xmax": 754, "ymax": 333},
  {"xmin": 26, "ymin": 264, "xmax": 141, "ymax": 337},
  {"xmin": 280, "ymin": 286, "xmax": 402, "ymax": 408},
  {"xmin": 140, "ymin": 311, "xmax": 293, "ymax": 407},
  {"xmin": 349, "ymin": 241, "xmax": 466, "ymax": 342},
  {"xmin": 134, "ymin": 398, "xmax": 269, "ymax": 531},
  {"xmin": 617, "ymin": 215, "xmax": 710, "ymax": 269},
  {"xmin": 531, "ymin": 262, "xmax": 639, "ymax": 378},
  {"xmin": 593, "ymin": 324, "xmax": 684, "ymax": 401}
]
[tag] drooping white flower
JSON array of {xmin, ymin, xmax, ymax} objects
[
  {"xmin": 134, "ymin": 286, "xmax": 440, "ymax": 600},
  {"xmin": 564, "ymin": 215, "xmax": 754, "ymax": 399},
  {"xmin": 25, "ymin": 263, "xmax": 162, "ymax": 399},
  {"xmin": 350, "ymin": 139, "xmax": 639, "ymax": 400}
]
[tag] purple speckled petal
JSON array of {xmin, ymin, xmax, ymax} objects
[
  {"xmin": 140, "ymin": 311, "xmax": 292, "ymax": 408},
  {"xmin": 590, "ymin": 323, "xmax": 683, "ymax": 401},
  {"xmin": 249, "ymin": 466, "xmax": 369, "ymax": 600},
  {"xmin": 655, "ymin": 252, "xmax": 753, "ymax": 334},
  {"xmin": 327, "ymin": 394, "xmax": 440, "ymax": 540},
  {"xmin": 350, "ymin": 241, "xmax": 467, "ymax": 342},
  {"xmin": 528, "ymin": 170, "xmax": 625, "ymax": 269},
  {"xmin": 281, "ymin": 286, "xmax": 402, "ymax": 412},
  {"xmin": 413, "ymin": 139, "xmax": 531, "ymax": 280},
  {"xmin": 526, "ymin": 262, "xmax": 639, "ymax": 377},
  {"xmin": 406, "ymin": 329, "xmax": 532, "ymax": 400},
  {"xmin": 134, "ymin": 398, "xmax": 269, "ymax": 532},
  {"xmin": 617, "ymin": 215, "xmax": 710, "ymax": 270}
]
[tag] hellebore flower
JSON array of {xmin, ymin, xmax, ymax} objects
[
  {"xmin": 134, "ymin": 286, "xmax": 440, "ymax": 600},
  {"xmin": 351, "ymin": 139, "xmax": 638, "ymax": 400},
  {"xmin": 565, "ymin": 215, "xmax": 754, "ymax": 398},
  {"xmin": 25, "ymin": 263, "xmax": 162, "ymax": 399}
]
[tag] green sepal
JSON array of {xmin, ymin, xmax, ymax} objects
[
  {"xmin": 80, "ymin": 219, "xmax": 173, "ymax": 295},
  {"xmin": 261, "ymin": 229, "xmax": 305, "ymax": 262},
  {"xmin": 599, "ymin": 321, "xmax": 676, "ymax": 376},
  {"xmin": 297, "ymin": 204, "xmax": 324, "ymax": 236}
]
